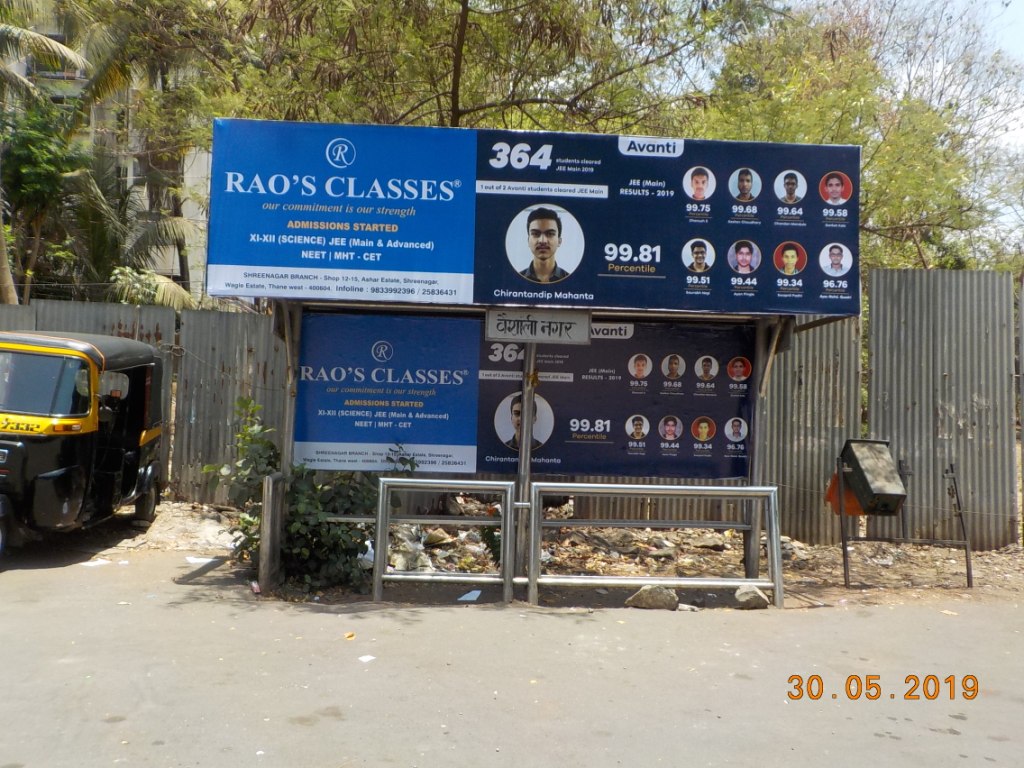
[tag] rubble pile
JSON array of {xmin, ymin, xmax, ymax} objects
[{"xmin": 383, "ymin": 495, "xmax": 1024, "ymax": 602}]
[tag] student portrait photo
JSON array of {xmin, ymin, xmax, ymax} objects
[
  {"xmin": 774, "ymin": 170, "xmax": 806, "ymax": 204},
  {"xmin": 495, "ymin": 392, "xmax": 553, "ymax": 452},
  {"xmin": 730, "ymin": 167, "xmax": 761, "ymax": 202},
  {"xmin": 629, "ymin": 353, "xmax": 652, "ymax": 379},
  {"xmin": 505, "ymin": 204, "xmax": 584, "ymax": 284},
  {"xmin": 773, "ymin": 241, "xmax": 808, "ymax": 275},
  {"xmin": 695, "ymin": 355, "xmax": 718, "ymax": 381},
  {"xmin": 691, "ymin": 416, "xmax": 717, "ymax": 442},
  {"xmin": 726, "ymin": 417, "xmax": 748, "ymax": 442},
  {"xmin": 727, "ymin": 240, "xmax": 761, "ymax": 274},
  {"xmin": 684, "ymin": 166, "xmax": 717, "ymax": 201},
  {"xmin": 626, "ymin": 415, "xmax": 649, "ymax": 440},
  {"xmin": 662, "ymin": 353, "xmax": 685, "ymax": 379},
  {"xmin": 819, "ymin": 243, "xmax": 852, "ymax": 276},
  {"xmin": 683, "ymin": 239, "xmax": 716, "ymax": 272},
  {"xmin": 659, "ymin": 415, "xmax": 682, "ymax": 441},
  {"xmin": 727, "ymin": 356, "xmax": 751, "ymax": 382},
  {"xmin": 819, "ymin": 171, "xmax": 852, "ymax": 206}
]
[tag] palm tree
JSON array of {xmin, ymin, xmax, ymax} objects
[
  {"xmin": 62, "ymin": 146, "xmax": 199, "ymax": 307},
  {"xmin": 0, "ymin": 0, "xmax": 88, "ymax": 303}
]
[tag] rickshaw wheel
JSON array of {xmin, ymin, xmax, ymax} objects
[{"xmin": 133, "ymin": 484, "xmax": 159, "ymax": 523}]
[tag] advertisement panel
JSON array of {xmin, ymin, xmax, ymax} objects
[
  {"xmin": 293, "ymin": 313, "xmax": 481, "ymax": 472},
  {"xmin": 207, "ymin": 120, "xmax": 478, "ymax": 303},
  {"xmin": 474, "ymin": 130, "xmax": 859, "ymax": 315},
  {"xmin": 292, "ymin": 313, "xmax": 756, "ymax": 478},
  {"xmin": 208, "ymin": 120, "xmax": 859, "ymax": 316},
  {"xmin": 478, "ymin": 322, "xmax": 756, "ymax": 478}
]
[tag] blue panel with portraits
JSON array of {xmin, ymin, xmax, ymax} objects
[
  {"xmin": 477, "ymin": 322, "xmax": 757, "ymax": 478},
  {"xmin": 472, "ymin": 129, "xmax": 860, "ymax": 316}
]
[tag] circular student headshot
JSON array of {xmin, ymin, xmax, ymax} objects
[
  {"xmin": 494, "ymin": 392, "xmax": 553, "ymax": 452},
  {"xmin": 505, "ymin": 204, "xmax": 585, "ymax": 284},
  {"xmin": 683, "ymin": 166, "xmax": 717, "ymax": 201},
  {"xmin": 725, "ymin": 417, "xmax": 748, "ymax": 443},
  {"xmin": 691, "ymin": 416, "xmax": 717, "ymax": 441},
  {"xmin": 819, "ymin": 243, "xmax": 852, "ymax": 276},
  {"xmin": 727, "ymin": 356, "xmax": 751, "ymax": 382},
  {"xmin": 629, "ymin": 353, "xmax": 652, "ymax": 379},
  {"xmin": 682, "ymin": 238, "xmax": 716, "ymax": 272},
  {"xmin": 662, "ymin": 353, "xmax": 685, "ymax": 379},
  {"xmin": 774, "ymin": 170, "xmax": 806, "ymax": 204},
  {"xmin": 773, "ymin": 241, "xmax": 808, "ymax": 275},
  {"xmin": 626, "ymin": 414, "xmax": 649, "ymax": 439},
  {"xmin": 728, "ymin": 240, "xmax": 761, "ymax": 274},
  {"xmin": 659, "ymin": 415, "xmax": 683, "ymax": 441},
  {"xmin": 729, "ymin": 167, "xmax": 762, "ymax": 202},
  {"xmin": 694, "ymin": 355, "xmax": 718, "ymax": 381},
  {"xmin": 819, "ymin": 171, "xmax": 853, "ymax": 206}
]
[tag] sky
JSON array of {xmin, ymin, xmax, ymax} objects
[{"xmin": 991, "ymin": 0, "xmax": 1024, "ymax": 59}]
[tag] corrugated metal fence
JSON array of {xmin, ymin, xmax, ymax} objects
[
  {"xmin": 758, "ymin": 315, "xmax": 861, "ymax": 544},
  {"xmin": 0, "ymin": 268, "xmax": 1018, "ymax": 548},
  {"xmin": 868, "ymin": 270, "xmax": 1018, "ymax": 549},
  {"xmin": 172, "ymin": 309, "xmax": 288, "ymax": 501}
]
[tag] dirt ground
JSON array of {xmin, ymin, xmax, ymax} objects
[{"xmin": 40, "ymin": 499, "xmax": 1024, "ymax": 610}]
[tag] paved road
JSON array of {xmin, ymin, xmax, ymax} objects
[{"xmin": 1, "ymin": 546, "xmax": 1021, "ymax": 767}]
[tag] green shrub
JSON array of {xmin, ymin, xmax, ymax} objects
[{"xmin": 204, "ymin": 397, "xmax": 417, "ymax": 591}]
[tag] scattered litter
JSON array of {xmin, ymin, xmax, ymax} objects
[
  {"xmin": 596, "ymin": 588, "xmax": 609, "ymax": 595},
  {"xmin": 359, "ymin": 655, "xmax": 376, "ymax": 663},
  {"xmin": 250, "ymin": 581, "xmax": 261, "ymax": 594},
  {"xmin": 117, "ymin": 601, "xmax": 131, "ymax": 606},
  {"xmin": 345, "ymin": 632, "xmax": 356, "ymax": 641},
  {"xmin": 357, "ymin": 541, "xmax": 374, "ymax": 570},
  {"xmin": 940, "ymin": 609, "xmax": 959, "ymax": 616},
  {"xmin": 118, "ymin": 560, "xmax": 130, "ymax": 566},
  {"xmin": 185, "ymin": 556, "xmax": 216, "ymax": 565},
  {"xmin": 80, "ymin": 559, "xmax": 111, "ymax": 567},
  {"xmin": 458, "ymin": 589, "xmax": 482, "ymax": 602}
]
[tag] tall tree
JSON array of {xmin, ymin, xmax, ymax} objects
[
  {"xmin": 1, "ymin": 102, "xmax": 89, "ymax": 303},
  {"xmin": 705, "ymin": 0, "xmax": 1024, "ymax": 270},
  {"xmin": 66, "ymin": 0, "xmax": 241, "ymax": 291},
  {"xmin": 0, "ymin": 0, "xmax": 88, "ymax": 303},
  {"xmin": 234, "ymin": 0, "xmax": 769, "ymax": 133}
]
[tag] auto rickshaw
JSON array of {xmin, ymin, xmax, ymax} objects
[{"xmin": 0, "ymin": 331, "xmax": 165, "ymax": 557}]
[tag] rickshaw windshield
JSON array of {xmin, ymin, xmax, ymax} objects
[{"xmin": 0, "ymin": 351, "xmax": 91, "ymax": 417}]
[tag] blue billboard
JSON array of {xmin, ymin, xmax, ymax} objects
[
  {"xmin": 294, "ymin": 313, "xmax": 481, "ymax": 472},
  {"xmin": 208, "ymin": 120, "xmax": 478, "ymax": 303},
  {"xmin": 208, "ymin": 120, "xmax": 860, "ymax": 316}
]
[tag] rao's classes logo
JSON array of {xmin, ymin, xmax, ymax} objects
[
  {"xmin": 371, "ymin": 340, "xmax": 394, "ymax": 363},
  {"xmin": 325, "ymin": 138, "xmax": 357, "ymax": 169}
]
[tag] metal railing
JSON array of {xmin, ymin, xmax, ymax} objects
[
  {"xmin": 371, "ymin": 478, "xmax": 517, "ymax": 602},
  {"xmin": 528, "ymin": 482, "xmax": 784, "ymax": 607}
]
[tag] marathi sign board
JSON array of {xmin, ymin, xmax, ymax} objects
[
  {"xmin": 208, "ymin": 119, "xmax": 860, "ymax": 316},
  {"xmin": 485, "ymin": 308, "xmax": 591, "ymax": 345},
  {"xmin": 295, "ymin": 313, "xmax": 755, "ymax": 479}
]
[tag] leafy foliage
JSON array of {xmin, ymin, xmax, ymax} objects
[
  {"xmin": 204, "ymin": 396, "xmax": 418, "ymax": 592},
  {"xmin": 705, "ymin": 0, "xmax": 1024, "ymax": 271},
  {"xmin": 203, "ymin": 397, "xmax": 281, "ymax": 509}
]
